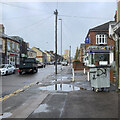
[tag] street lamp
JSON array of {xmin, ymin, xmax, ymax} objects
[{"xmin": 59, "ymin": 18, "xmax": 62, "ymax": 70}]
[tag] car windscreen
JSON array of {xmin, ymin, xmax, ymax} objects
[{"xmin": 0, "ymin": 65, "xmax": 6, "ymax": 68}]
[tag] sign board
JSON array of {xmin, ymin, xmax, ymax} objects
[
  {"xmin": 87, "ymin": 46, "xmax": 114, "ymax": 51},
  {"xmin": 21, "ymin": 54, "xmax": 27, "ymax": 57},
  {"xmin": 85, "ymin": 37, "xmax": 90, "ymax": 43}
]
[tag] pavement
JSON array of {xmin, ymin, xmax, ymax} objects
[{"xmin": 0, "ymin": 65, "xmax": 119, "ymax": 119}]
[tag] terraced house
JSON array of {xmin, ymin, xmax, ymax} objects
[
  {"xmin": 0, "ymin": 24, "xmax": 20, "ymax": 66},
  {"xmin": 32, "ymin": 47, "xmax": 47, "ymax": 63}
]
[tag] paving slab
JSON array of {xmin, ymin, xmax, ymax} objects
[{"xmin": 28, "ymin": 90, "xmax": 118, "ymax": 118}]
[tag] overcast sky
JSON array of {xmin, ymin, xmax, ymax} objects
[{"xmin": 0, "ymin": 1, "xmax": 117, "ymax": 57}]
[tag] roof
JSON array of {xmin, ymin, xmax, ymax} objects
[
  {"xmin": 113, "ymin": 20, "xmax": 120, "ymax": 35},
  {"xmin": 44, "ymin": 51, "xmax": 53, "ymax": 56},
  {"xmin": 0, "ymin": 32, "xmax": 20, "ymax": 43},
  {"xmin": 10, "ymin": 36, "xmax": 24, "ymax": 42},
  {"xmin": 90, "ymin": 21, "xmax": 114, "ymax": 31},
  {"xmin": 32, "ymin": 47, "xmax": 45, "ymax": 54},
  {"xmin": 80, "ymin": 43, "xmax": 85, "ymax": 47},
  {"xmin": 27, "ymin": 48, "xmax": 36, "ymax": 53}
]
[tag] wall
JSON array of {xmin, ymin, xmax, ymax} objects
[
  {"xmin": 117, "ymin": 0, "xmax": 120, "ymax": 22},
  {"xmin": 44, "ymin": 51, "xmax": 51, "ymax": 62},
  {"xmin": 88, "ymin": 31, "xmax": 115, "ymax": 47},
  {"xmin": 7, "ymin": 39, "xmax": 20, "ymax": 66},
  {"xmin": 79, "ymin": 46, "xmax": 85, "ymax": 63},
  {"xmin": 32, "ymin": 47, "xmax": 44, "ymax": 63},
  {"xmin": 27, "ymin": 51, "xmax": 36, "ymax": 58}
]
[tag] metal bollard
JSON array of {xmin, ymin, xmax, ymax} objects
[
  {"xmin": 72, "ymin": 68, "xmax": 75, "ymax": 82},
  {"xmin": 87, "ymin": 72, "xmax": 90, "ymax": 81},
  {"xmin": 84, "ymin": 68, "xmax": 86, "ymax": 74}
]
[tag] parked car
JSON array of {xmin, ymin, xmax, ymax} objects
[
  {"xmin": 61, "ymin": 60, "xmax": 68, "ymax": 66},
  {"xmin": 48, "ymin": 61, "xmax": 54, "ymax": 65},
  {"xmin": 18, "ymin": 58, "xmax": 38, "ymax": 75},
  {"xmin": 37, "ymin": 62, "xmax": 46, "ymax": 68},
  {"xmin": 57, "ymin": 61, "xmax": 61, "ymax": 65},
  {"xmin": 0, "ymin": 64, "xmax": 15, "ymax": 75}
]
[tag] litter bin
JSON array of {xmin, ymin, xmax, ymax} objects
[{"xmin": 89, "ymin": 66, "xmax": 110, "ymax": 92}]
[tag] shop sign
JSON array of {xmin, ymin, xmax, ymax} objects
[
  {"xmin": 9, "ymin": 53, "xmax": 18, "ymax": 56},
  {"xmin": 87, "ymin": 46, "xmax": 114, "ymax": 51}
]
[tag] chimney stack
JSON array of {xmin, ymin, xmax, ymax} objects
[{"xmin": 0, "ymin": 24, "xmax": 5, "ymax": 34}]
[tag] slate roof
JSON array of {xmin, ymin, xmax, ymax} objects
[
  {"xmin": 0, "ymin": 32, "xmax": 19, "ymax": 43},
  {"xmin": 90, "ymin": 21, "xmax": 114, "ymax": 31},
  {"xmin": 27, "ymin": 48, "xmax": 36, "ymax": 53},
  {"xmin": 32, "ymin": 47, "xmax": 45, "ymax": 54}
]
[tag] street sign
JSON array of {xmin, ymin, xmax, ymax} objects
[{"xmin": 85, "ymin": 37, "xmax": 90, "ymax": 43}]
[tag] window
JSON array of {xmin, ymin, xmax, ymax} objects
[
  {"xmin": 7, "ymin": 41, "xmax": 11, "ymax": 51},
  {"xmin": 16, "ymin": 44, "xmax": 20, "ymax": 52},
  {"xmin": 12, "ymin": 42, "xmax": 15, "ymax": 50},
  {"xmin": 96, "ymin": 34, "xmax": 107, "ymax": 45}
]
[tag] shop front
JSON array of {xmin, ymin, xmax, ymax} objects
[{"xmin": 7, "ymin": 52, "xmax": 20, "ymax": 66}]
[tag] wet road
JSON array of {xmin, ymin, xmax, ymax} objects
[
  {"xmin": 1, "ymin": 65, "xmax": 61, "ymax": 97},
  {"xmin": 0, "ymin": 65, "xmax": 119, "ymax": 119}
]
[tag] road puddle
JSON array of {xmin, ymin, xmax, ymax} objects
[
  {"xmin": 0, "ymin": 112, "xmax": 12, "ymax": 118},
  {"xmin": 39, "ymin": 84, "xmax": 80, "ymax": 91},
  {"xmin": 52, "ymin": 74, "xmax": 72, "ymax": 80},
  {"xmin": 33, "ymin": 104, "xmax": 50, "ymax": 113}
]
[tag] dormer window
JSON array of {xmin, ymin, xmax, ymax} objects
[{"xmin": 96, "ymin": 34, "xmax": 107, "ymax": 45}]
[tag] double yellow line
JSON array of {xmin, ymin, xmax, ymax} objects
[{"xmin": 0, "ymin": 83, "xmax": 35, "ymax": 102}]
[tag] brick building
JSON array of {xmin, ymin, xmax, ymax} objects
[
  {"xmin": 85, "ymin": 21, "xmax": 115, "ymax": 48},
  {"xmin": 10, "ymin": 36, "xmax": 27, "ymax": 65},
  {"xmin": 83, "ymin": 21, "xmax": 115, "ymax": 66},
  {"xmin": 79, "ymin": 43, "xmax": 85, "ymax": 63},
  {"xmin": 0, "ymin": 25, "xmax": 20, "ymax": 66}
]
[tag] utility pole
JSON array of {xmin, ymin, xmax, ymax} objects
[
  {"xmin": 54, "ymin": 9, "xmax": 58, "ymax": 74},
  {"xmin": 59, "ymin": 18, "xmax": 62, "ymax": 70}
]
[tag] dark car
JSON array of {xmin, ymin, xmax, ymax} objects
[{"xmin": 18, "ymin": 58, "xmax": 38, "ymax": 75}]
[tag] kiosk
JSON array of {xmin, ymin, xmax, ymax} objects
[{"xmin": 87, "ymin": 46, "xmax": 114, "ymax": 92}]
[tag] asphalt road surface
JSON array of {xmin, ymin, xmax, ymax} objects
[
  {"xmin": 0, "ymin": 65, "xmax": 119, "ymax": 119},
  {"xmin": 1, "ymin": 65, "xmax": 61, "ymax": 97}
]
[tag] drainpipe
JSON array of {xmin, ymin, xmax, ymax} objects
[
  {"xmin": 5, "ymin": 38, "xmax": 7, "ymax": 64},
  {"xmin": 115, "ymin": 34, "xmax": 119, "ymax": 91},
  {"xmin": 118, "ymin": 36, "xmax": 120, "ymax": 90}
]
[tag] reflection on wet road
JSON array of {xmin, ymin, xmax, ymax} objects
[{"xmin": 38, "ymin": 84, "xmax": 80, "ymax": 91}]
